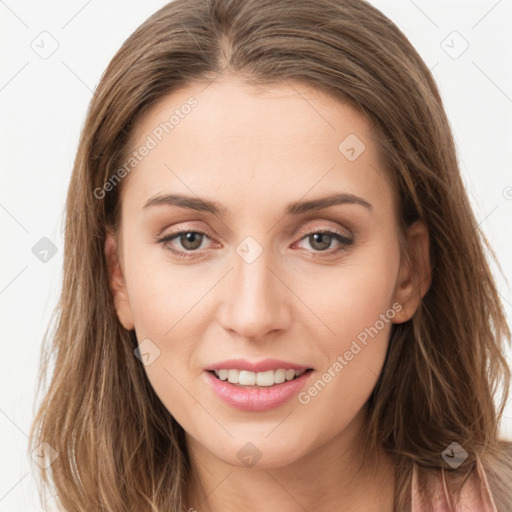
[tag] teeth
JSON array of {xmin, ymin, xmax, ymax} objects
[
  {"xmin": 275, "ymin": 369, "xmax": 286, "ymax": 384},
  {"xmin": 240, "ymin": 370, "xmax": 256, "ymax": 386},
  {"xmin": 227, "ymin": 369, "xmax": 239, "ymax": 384},
  {"xmin": 213, "ymin": 368, "xmax": 308, "ymax": 386},
  {"xmin": 256, "ymin": 370, "xmax": 275, "ymax": 386}
]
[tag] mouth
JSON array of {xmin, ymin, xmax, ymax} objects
[
  {"xmin": 204, "ymin": 367, "xmax": 315, "ymax": 412},
  {"xmin": 207, "ymin": 368, "xmax": 314, "ymax": 388}
]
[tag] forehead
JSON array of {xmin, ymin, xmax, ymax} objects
[{"xmin": 121, "ymin": 76, "xmax": 395, "ymax": 219}]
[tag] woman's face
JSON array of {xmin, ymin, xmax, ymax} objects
[{"xmin": 107, "ymin": 76, "xmax": 429, "ymax": 468}]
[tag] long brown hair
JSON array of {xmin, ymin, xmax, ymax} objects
[{"xmin": 29, "ymin": 0, "xmax": 512, "ymax": 510}]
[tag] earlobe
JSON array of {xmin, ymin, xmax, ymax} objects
[
  {"xmin": 104, "ymin": 230, "xmax": 135, "ymax": 331},
  {"xmin": 393, "ymin": 219, "xmax": 432, "ymax": 323}
]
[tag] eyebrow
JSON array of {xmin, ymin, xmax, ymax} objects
[{"xmin": 143, "ymin": 192, "xmax": 373, "ymax": 216}]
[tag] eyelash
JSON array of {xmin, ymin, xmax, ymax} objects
[{"xmin": 157, "ymin": 228, "xmax": 354, "ymax": 259}]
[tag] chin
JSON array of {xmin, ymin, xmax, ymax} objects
[{"xmin": 203, "ymin": 433, "xmax": 312, "ymax": 469}]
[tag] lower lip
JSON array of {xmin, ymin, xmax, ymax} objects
[{"xmin": 203, "ymin": 370, "xmax": 313, "ymax": 412}]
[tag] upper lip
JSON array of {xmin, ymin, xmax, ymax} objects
[{"xmin": 205, "ymin": 358, "xmax": 313, "ymax": 373}]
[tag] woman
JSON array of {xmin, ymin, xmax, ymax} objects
[{"xmin": 29, "ymin": 0, "xmax": 512, "ymax": 510}]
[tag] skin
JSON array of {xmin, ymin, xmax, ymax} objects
[{"xmin": 106, "ymin": 75, "xmax": 431, "ymax": 512}]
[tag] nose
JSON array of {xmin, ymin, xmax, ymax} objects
[{"xmin": 218, "ymin": 249, "xmax": 292, "ymax": 341}]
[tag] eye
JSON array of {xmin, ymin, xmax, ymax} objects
[
  {"xmin": 157, "ymin": 229, "xmax": 213, "ymax": 258},
  {"xmin": 294, "ymin": 229, "xmax": 354, "ymax": 255}
]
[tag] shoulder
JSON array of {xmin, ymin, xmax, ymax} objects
[{"xmin": 411, "ymin": 459, "xmax": 499, "ymax": 512}]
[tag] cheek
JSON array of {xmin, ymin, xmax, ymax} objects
[
  {"xmin": 303, "ymin": 242, "xmax": 399, "ymax": 348},
  {"xmin": 123, "ymin": 240, "xmax": 202, "ymax": 338},
  {"xmin": 124, "ymin": 258, "xmax": 202, "ymax": 427},
  {"xmin": 121, "ymin": 238, "xmax": 212, "ymax": 387},
  {"xmin": 294, "ymin": 244, "xmax": 398, "ymax": 417}
]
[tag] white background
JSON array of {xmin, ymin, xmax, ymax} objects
[{"xmin": 1, "ymin": 1, "xmax": 511, "ymax": 510}]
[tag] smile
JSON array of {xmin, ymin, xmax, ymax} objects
[
  {"xmin": 204, "ymin": 369, "xmax": 314, "ymax": 412},
  {"xmin": 211, "ymin": 368, "xmax": 310, "ymax": 387}
]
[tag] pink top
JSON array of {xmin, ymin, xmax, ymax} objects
[{"xmin": 411, "ymin": 459, "xmax": 498, "ymax": 511}]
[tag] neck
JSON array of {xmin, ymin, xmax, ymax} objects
[{"xmin": 185, "ymin": 409, "xmax": 395, "ymax": 512}]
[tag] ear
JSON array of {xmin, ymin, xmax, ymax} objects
[
  {"xmin": 105, "ymin": 229, "xmax": 135, "ymax": 331},
  {"xmin": 393, "ymin": 219, "xmax": 431, "ymax": 323}
]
